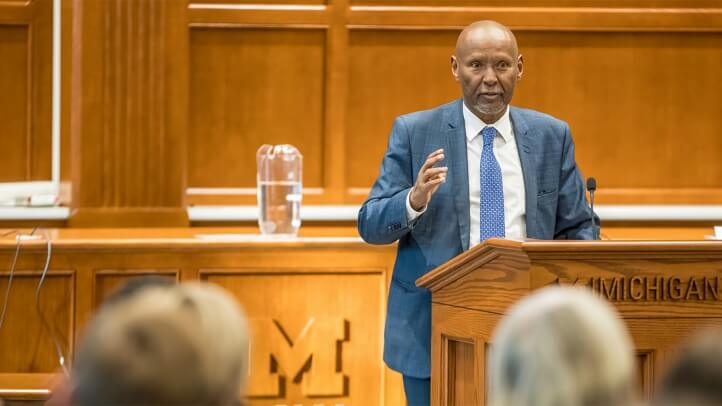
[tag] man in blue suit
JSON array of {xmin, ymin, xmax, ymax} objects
[{"xmin": 357, "ymin": 20, "xmax": 595, "ymax": 405}]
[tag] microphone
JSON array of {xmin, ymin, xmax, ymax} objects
[{"xmin": 586, "ymin": 177, "xmax": 599, "ymax": 240}]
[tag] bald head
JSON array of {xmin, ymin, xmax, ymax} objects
[
  {"xmin": 451, "ymin": 20, "xmax": 523, "ymax": 123},
  {"xmin": 456, "ymin": 20, "xmax": 519, "ymax": 59}
]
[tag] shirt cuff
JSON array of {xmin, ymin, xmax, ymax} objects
[{"xmin": 406, "ymin": 188, "xmax": 427, "ymax": 223}]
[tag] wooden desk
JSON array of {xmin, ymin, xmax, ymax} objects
[
  {"xmin": 0, "ymin": 228, "xmax": 403, "ymax": 406},
  {"xmin": 418, "ymin": 240, "xmax": 722, "ymax": 406}
]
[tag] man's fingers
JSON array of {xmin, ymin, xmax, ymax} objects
[
  {"xmin": 419, "ymin": 149, "xmax": 445, "ymax": 173},
  {"xmin": 421, "ymin": 174, "xmax": 447, "ymax": 190},
  {"xmin": 422, "ymin": 167, "xmax": 448, "ymax": 183},
  {"xmin": 426, "ymin": 177, "xmax": 446, "ymax": 196}
]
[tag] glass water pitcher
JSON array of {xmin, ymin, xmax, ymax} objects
[{"xmin": 256, "ymin": 144, "xmax": 303, "ymax": 237}]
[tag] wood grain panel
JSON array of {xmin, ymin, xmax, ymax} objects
[
  {"xmin": 0, "ymin": 272, "xmax": 73, "ymax": 373},
  {"xmin": 446, "ymin": 339, "xmax": 476, "ymax": 406},
  {"xmin": 514, "ymin": 31, "xmax": 722, "ymax": 192},
  {"xmin": 346, "ymin": 30, "xmax": 458, "ymax": 191},
  {"xmin": 189, "ymin": 28, "xmax": 326, "ymax": 191},
  {"xmin": 29, "ymin": 0, "xmax": 53, "ymax": 182},
  {"xmin": 188, "ymin": 6, "xmax": 329, "ymax": 28},
  {"xmin": 345, "ymin": 28, "xmax": 722, "ymax": 204},
  {"xmin": 69, "ymin": 0, "xmax": 188, "ymax": 226},
  {"xmin": 347, "ymin": 6, "xmax": 722, "ymax": 31},
  {"xmin": 0, "ymin": 25, "xmax": 29, "ymax": 182},
  {"xmin": 201, "ymin": 269, "xmax": 384, "ymax": 405},
  {"xmin": 92, "ymin": 270, "xmax": 178, "ymax": 308},
  {"xmin": 0, "ymin": 230, "xmax": 402, "ymax": 404},
  {"xmin": 0, "ymin": 0, "xmax": 52, "ymax": 183}
]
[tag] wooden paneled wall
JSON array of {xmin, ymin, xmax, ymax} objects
[
  {"xmin": 0, "ymin": 231, "xmax": 404, "ymax": 405},
  {"xmin": 0, "ymin": 0, "xmax": 52, "ymax": 182},
  {"xmin": 4, "ymin": 1, "xmax": 722, "ymax": 224},
  {"xmin": 185, "ymin": 1, "xmax": 722, "ymax": 207},
  {"xmin": 67, "ymin": 0, "xmax": 189, "ymax": 226}
]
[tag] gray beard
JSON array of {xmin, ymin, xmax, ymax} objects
[{"xmin": 473, "ymin": 100, "xmax": 505, "ymax": 119}]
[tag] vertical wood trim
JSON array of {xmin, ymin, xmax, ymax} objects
[
  {"xmin": 323, "ymin": 0, "xmax": 349, "ymax": 203},
  {"xmin": 474, "ymin": 338, "xmax": 486, "ymax": 406},
  {"xmin": 26, "ymin": 14, "xmax": 34, "ymax": 180}
]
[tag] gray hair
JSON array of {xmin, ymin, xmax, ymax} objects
[
  {"xmin": 489, "ymin": 286, "xmax": 636, "ymax": 406},
  {"xmin": 72, "ymin": 282, "xmax": 250, "ymax": 406}
]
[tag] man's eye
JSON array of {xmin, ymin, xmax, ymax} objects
[
  {"xmin": 470, "ymin": 62, "xmax": 481, "ymax": 68},
  {"xmin": 497, "ymin": 62, "xmax": 510, "ymax": 70}
]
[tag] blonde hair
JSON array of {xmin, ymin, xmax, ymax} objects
[
  {"xmin": 72, "ymin": 282, "xmax": 249, "ymax": 406},
  {"xmin": 489, "ymin": 286, "xmax": 636, "ymax": 406}
]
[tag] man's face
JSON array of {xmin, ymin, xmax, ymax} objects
[{"xmin": 452, "ymin": 28, "xmax": 523, "ymax": 123}]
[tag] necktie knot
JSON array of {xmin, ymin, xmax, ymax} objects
[{"xmin": 481, "ymin": 127, "xmax": 497, "ymax": 147}]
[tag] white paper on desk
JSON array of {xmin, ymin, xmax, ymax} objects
[{"xmin": 715, "ymin": 226, "xmax": 722, "ymax": 240}]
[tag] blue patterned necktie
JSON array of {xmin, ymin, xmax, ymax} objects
[{"xmin": 479, "ymin": 126, "xmax": 505, "ymax": 241}]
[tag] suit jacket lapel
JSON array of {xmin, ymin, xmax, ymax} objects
[
  {"xmin": 444, "ymin": 100, "xmax": 470, "ymax": 251},
  {"xmin": 510, "ymin": 107, "xmax": 539, "ymax": 238}
]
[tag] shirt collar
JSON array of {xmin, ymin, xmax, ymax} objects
[{"xmin": 462, "ymin": 102, "xmax": 513, "ymax": 143}]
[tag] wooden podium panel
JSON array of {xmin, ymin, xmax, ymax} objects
[
  {"xmin": 418, "ymin": 240, "xmax": 722, "ymax": 406},
  {"xmin": 0, "ymin": 228, "xmax": 403, "ymax": 406}
]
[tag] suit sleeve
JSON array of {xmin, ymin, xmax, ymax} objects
[
  {"xmin": 554, "ymin": 124, "xmax": 597, "ymax": 240},
  {"xmin": 357, "ymin": 116, "xmax": 417, "ymax": 245}
]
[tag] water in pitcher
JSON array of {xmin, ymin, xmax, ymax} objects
[{"xmin": 257, "ymin": 180, "xmax": 302, "ymax": 236}]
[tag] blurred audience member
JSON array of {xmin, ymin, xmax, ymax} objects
[
  {"xmin": 101, "ymin": 275, "xmax": 175, "ymax": 306},
  {"xmin": 69, "ymin": 282, "xmax": 249, "ymax": 406},
  {"xmin": 489, "ymin": 286, "xmax": 637, "ymax": 406},
  {"xmin": 654, "ymin": 328, "xmax": 722, "ymax": 406}
]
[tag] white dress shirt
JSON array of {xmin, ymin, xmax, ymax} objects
[{"xmin": 406, "ymin": 103, "xmax": 526, "ymax": 246}]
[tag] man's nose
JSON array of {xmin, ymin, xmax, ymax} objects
[{"xmin": 481, "ymin": 66, "xmax": 498, "ymax": 87}]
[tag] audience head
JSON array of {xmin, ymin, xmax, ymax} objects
[
  {"xmin": 489, "ymin": 286, "xmax": 637, "ymax": 406},
  {"xmin": 654, "ymin": 327, "xmax": 722, "ymax": 406},
  {"xmin": 102, "ymin": 275, "xmax": 175, "ymax": 306},
  {"xmin": 71, "ymin": 281, "xmax": 250, "ymax": 406}
]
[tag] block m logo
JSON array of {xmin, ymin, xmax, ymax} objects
[{"xmin": 248, "ymin": 317, "xmax": 348, "ymax": 397}]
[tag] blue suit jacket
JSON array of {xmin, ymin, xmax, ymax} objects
[{"xmin": 357, "ymin": 99, "xmax": 595, "ymax": 378}]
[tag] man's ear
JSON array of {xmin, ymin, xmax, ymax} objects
[
  {"xmin": 451, "ymin": 55, "xmax": 459, "ymax": 81},
  {"xmin": 517, "ymin": 54, "xmax": 524, "ymax": 80}
]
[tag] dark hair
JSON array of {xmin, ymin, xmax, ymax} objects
[
  {"xmin": 102, "ymin": 275, "xmax": 175, "ymax": 306},
  {"xmin": 655, "ymin": 328, "xmax": 722, "ymax": 406}
]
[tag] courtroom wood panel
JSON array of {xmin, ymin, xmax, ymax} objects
[
  {"xmin": 201, "ymin": 269, "xmax": 385, "ymax": 405},
  {"xmin": 188, "ymin": 28, "xmax": 326, "ymax": 191},
  {"xmin": 0, "ymin": 26, "xmax": 29, "ymax": 182},
  {"xmin": 345, "ymin": 30, "xmax": 459, "ymax": 195},
  {"xmin": 92, "ymin": 270, "xmax": 179, "ymax": 308},
  {"xmin": 0, "ymin": 232, "xmax": 403, "ymax": 404},
  {"xmin": 0, "ymin": 0, "xmax": 53, "ymax": 183},
  {"xmin": 513, "ymin": 31, "xmax": 722, "ymax": 203},
  {"xmin": 69, "ymin": 0, "xmax": 188, "ymax": 226},
  {"xmin": 424, "ymin": 241, "xmax": 722, "ymax": 405},
  {"xmin": 626, "ymin": 318, "xmax": 722, "ymax": 397},
  {"xmin": 446, "ymin": 339, "xmax": 476, "ymax": 406},
  {"xmin": 0, "ymin": 272, "xmax": 73, "ymax": 374},
  {"xmin": 430, "ymin": 303, "xmax": 673, "ymax": 405},
  {"xmin": 529, "ymin": 258, "xmax": 722, "ymax": 318},
  {"xmin": 344, "ymin": 28, "xmax": 722, "ymax": 204},
  {"xmin": 431, "ymin": 305, "xmax": 499, "ymax": 406}
]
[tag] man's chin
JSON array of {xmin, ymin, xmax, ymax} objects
[{"xmin": 472, "ymin": 102, "xmax": 506, "ymax": 119}]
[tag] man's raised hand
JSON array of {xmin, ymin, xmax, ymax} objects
[{"xmin": 409, "ymin": 149, "xmax": 448, "ymax": 211}]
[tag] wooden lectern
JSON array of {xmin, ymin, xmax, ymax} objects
[{"xmin": 417, "ymin": 239, "xmax": 722, "ymax": 406}]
